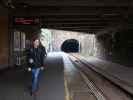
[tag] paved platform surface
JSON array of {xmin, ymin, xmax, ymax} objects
[
  {"xmin": 76, "ymin": 55, "xmax": 133, "ymax": 95},
  {"xmin": 0, "ymin": 52, "xmax": 64, "ymax": 100},
  {"xmin": 36, "ymin": 52, "xmax": 64, "ymax": 100},
  {"xmin": 0, "ymin": 67, "xmax": 32, "ymax": 100}
]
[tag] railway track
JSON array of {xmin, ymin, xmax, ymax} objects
[
  {"xmin": 68, "ymin": 54, "xmax": 133, "ymax": 100},
  {"xmin": 78, "ymin": 68, "xmax": 106, "ymax": 100}
]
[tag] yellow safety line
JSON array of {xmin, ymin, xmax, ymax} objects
[{"xmin": 64, "ymin": 73, "xmax": 71, "ymax": 100}]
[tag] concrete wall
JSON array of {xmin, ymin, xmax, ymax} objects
[
  {"xmin": 80, "ymin": 34, "xmax": 97, "ymax": 56},
  {"xmin": 69, "ymin": 28, "xmax": 133, "ymax": 67},
  {"xmin": 95, "ymin": 29, "xmax": 133, "ymax": 66}
]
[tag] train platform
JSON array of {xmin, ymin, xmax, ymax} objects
[
  {"xmin": 73, "ymin": 54, "xmax": 133, "ymax": 95},
  {"xmin": 0, "ymin": 52, "xmax": 65, "ymax": 100},
  {"xmin": 0, "ymin": 64, "xmax": 32, "ymax": 100}
]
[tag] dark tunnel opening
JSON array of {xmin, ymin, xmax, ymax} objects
[{"xmin": 61, "ymin": 39, "xmax": 79, "ymax": 53}]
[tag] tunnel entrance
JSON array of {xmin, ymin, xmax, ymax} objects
[{"xmin": 61, "ymin": 39, "xmax": 79, "ymax": 53}]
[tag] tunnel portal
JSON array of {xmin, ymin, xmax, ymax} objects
[{"xmin": 61, "ymin": 39, "xmax": 79, "ymax": 53}]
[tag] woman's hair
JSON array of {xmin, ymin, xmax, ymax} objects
[
  {"xmin": 31, "ymin": 35, "xmax": 39, "ymax": 42},
  {"xmin": 31, "ymin": 35, "xmax": 43, "ymax": 47}
]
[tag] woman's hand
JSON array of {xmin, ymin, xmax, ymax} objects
[
  {"xmin": 41, "ymin": 66, "xmax": 44, "ymax": 70},
  {"xmin": 28, "ymin": 67, "xmax": 31, "ymax": 71}
]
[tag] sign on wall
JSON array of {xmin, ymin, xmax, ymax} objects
[{"xmin": 13, "ymin": 17, "xmax": 40, "ymax": 25}]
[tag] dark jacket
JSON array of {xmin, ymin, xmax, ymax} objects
[{"xmin": 26, "ymin": 46, "xmax": 47, "ymax": 68}]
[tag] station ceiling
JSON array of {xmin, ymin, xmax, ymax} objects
[{"xmin": 1, "ymin": 0, "xmax": 133, "ymax": 34}]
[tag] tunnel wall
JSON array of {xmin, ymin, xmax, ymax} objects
[
  {"xmin": 51, "ymin": 29, "xmax": 83, "ymax": 51},
  {"xmin": 50, "ymin": 29, "xmax": 96, "ymax": 55},
  {"xmin": 0, "ymin": 16, "xmax": 9, "ymax": 69}
]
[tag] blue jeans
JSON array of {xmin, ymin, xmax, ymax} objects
[{"xmin": 32, "ymin": 68, "xmax": 41, "ymax": 94}]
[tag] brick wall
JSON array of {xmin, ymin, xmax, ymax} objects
[{"xmin": 0, "ymin": 16, "xmax": 9, "ymax": 69}]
